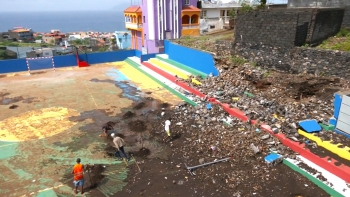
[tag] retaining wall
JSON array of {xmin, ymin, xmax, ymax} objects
[
  {"xmin": 234, "ymin": 8, "xmax": 344, "ymax": 47},
  {"xmin": 343, "ymin": 6, "xmax": 350, "ymax": 28},
  {"xmin": 231, "ymin": 42, "xmax": 350, "ymax": 79},
  {"xmin": 164, "ymin": 40, "xmax": 219, "ymax": 76}
]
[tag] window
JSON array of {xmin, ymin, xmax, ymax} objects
[
  {"xmin": 143, "ymin": 16, "xmax": 146, "ymax": 23},
  {"xmin": 200, "ymin": 10, "xmax": 207, "ymax": 19},
  {"xmin": 185, "ymin": 0, "xmax": 190, "ymax": 5}
]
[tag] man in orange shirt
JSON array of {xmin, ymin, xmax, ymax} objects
[{"xmin": 71, "ymin": 158, "xmax": 84, "ymax": 194}]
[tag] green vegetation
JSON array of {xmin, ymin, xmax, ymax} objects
[
  {"xmin": 70, "ymin": 39, "xmax": 90, "ymax": 46},
  {"xmin": 318, "ymin": 28, "xmax": 350, "ymax": 51},
  {"xmin": 231, "ymin": 56, "xmax": 248, "ymax": 66},
  {"xmin": 34, "ymin": 35, "xmax": 42, "ymax": 40},
  {"xmin": 0, "ymin": 40, "xmax": 53, "ymax": 47},
  {"xmin": 0, "ymin": 50, "xmax": 9, "ymax": 60}
]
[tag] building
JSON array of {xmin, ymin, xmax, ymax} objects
[
  {"xmin": 124, "ymin": 0, "xmax": 201, "ymax": 54},
  {"xmin": 8, "ymin": 27, "xmax": 34, "ymax": 42},
  {"xmin": 42, "ymin": 30, "xmax": 66, "ymax": 45},
  {"xmin": 114, "ymin": 31, "xmax": 131, "ymax": 49},
  {"xmin": 199, "ymin": 0, "xmax": 288, "ymax": 33}
]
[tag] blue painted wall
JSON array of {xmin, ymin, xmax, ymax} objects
[
  {"xmin": 135, "ymin": 50, "xmax": 142, "ymax": 58},
  {"xmin": 141, "ymin": 53, "xmax": 158, "ymax": 62},
  {"xmin": 0, "ymin": 59, "xmax": 27, "ymax": 74},
  {"xmin": 334, "ymin": 93, "xmax": 342, "ymax": 119},
  {"xmin": 0, "ymin": 50, "xmax": 138, "ymax": 74},
  {"xmin": 164, "ymin": 40, "xmax": 219, "ymax": 76},
  {"xmin": 54, "ymin": 55, "xmax": 77, "ymax": 68},
  {"xmin": 79, "ymin": 50, "xmax": 136, "ymax": 64}
]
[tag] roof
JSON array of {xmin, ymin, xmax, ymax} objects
[
  {"xmin": 182, "ymin": 5, "xmax": 201, "ymax": 12},
  {"xmin": 11, "ymin": 28, "xmax": 30, "ymax": 33},
  {"xmin": 124, "ymin": 6, "xmax": 142, "ymax": 13}
]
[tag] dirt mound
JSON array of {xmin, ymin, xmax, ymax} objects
[
  {"xmin": 128, "ymin": 120, "xmax": 146, "ymax": 132},
  {"xmin": 105, "ymin": 146, "xmax": 116, "ymax": 157},
  {"xmin": 251, "ymin": 80, "xmax": 272, "ymax": 89},
  {"xmin": 86, "ymin": 164, "xmax": 105, "ymax": 189},
  {"xmin": 159, "ymin": 102, "xmax": 170, "ymax": 108},
  {"xmin": 123, "ymin": 111, "xmax": 135, "ymax": 119},
  {"xmin": 130, "ymin": 148, "xmax": 151, "ymax": 158},
  {"xmin": 9, "ymin": 105, "xmax": 18, "ymax": 109},
  {"xmin": 133, "ymin": 102, "xmax": 146, "ymax": 109},
  {"xmin": 289, "ymin": 78, "xmax": 334, "ymax": 99}
]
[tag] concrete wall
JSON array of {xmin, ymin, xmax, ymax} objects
[
  {"xmin": 311, "ymin": 8, "xmax": 344, "ymax": 44},
  {"xmin": 164, "ymin": 40, "xmax": 218, "ymax": 75},
  {"xmin": 343, "ymin": 6, "xmax": 350, "ymax": 28},
  {"xmin": 234, "ymin": 8, "xmax": 344, "ymax": 47}
]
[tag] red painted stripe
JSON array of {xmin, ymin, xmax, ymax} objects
[
  {"xmin": 142, "ymin": 62, "xmax": 206, "ymax": 98},
  {"xmin": 144, "ymin": 60, "xmax": 350, "ymax": 182},
  {"xmin": 260, "ymin": 125, "xmax": 350, "ymax": 182}
]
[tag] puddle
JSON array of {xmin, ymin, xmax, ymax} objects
[
  {"xmin": 0, "ymin": 96, "xmax": 24, "ymax": 105},
  {"xmin": 90, "ymin": 78, "xmax": 140, "ymax": 101}
]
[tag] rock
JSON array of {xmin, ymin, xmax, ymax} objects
[
  {"xmin": 199, "ymin": 158, "xmax": 205, "ymax": 164},
  {"xmin": 260, "ymin": 134, "xmax": 270, "ymax": 140}
]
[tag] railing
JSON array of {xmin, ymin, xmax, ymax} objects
[
  {"xmin": 201, "ymin": 1, "xmax": 241, "ymax": 8},
  {"xmin": 182, "ymin": 24, "xmax": 200, "ymax": 29},
  {"xmin": 125, "ymin": 22, "xmax": 142, "ymax": 29},
  {"xmin": 288, "ymin": 0, "xmax": 350, "ymax": 7}
]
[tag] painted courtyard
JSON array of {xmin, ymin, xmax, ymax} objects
[{"xmin": 0, "ymin": 64, "xmax": 180, "ymax": 197}]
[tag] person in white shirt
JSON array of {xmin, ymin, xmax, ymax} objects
[{"xmin": 164, "ymin": 118, "xmax": 172, "ymax": 139}]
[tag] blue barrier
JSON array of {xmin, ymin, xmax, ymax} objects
[
  {"xmin": 135, "ymin": 50, "xmax": 142, "ymax": 58},
  {"xmin": 164, "ymin": 40, "xmax": 219, "ymax": 76},
  {"xmin": 53, "ymin": 55, "xmax": 77, "ymax": 68},
  {"xmin": 140, "ymin": 53, "xmax": 158, "ymax": 62},
  {"xmin": 78, "ymin": 50, "xmax": 136, "ymax": 64},
  {"xmin": 0, "ymin": 58, "xmax": 28, "ymax": 74},
  {"xmin": 27, "ymin": 57, "xmax": 54, "ymax": 71},
  {"xmin": 334, "ymin": 93, "xmax": 342, "ymax": 119}
]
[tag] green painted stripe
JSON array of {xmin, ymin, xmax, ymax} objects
[
  {"xmin": 283, "ymin": 159, "xmax": 344, "ymax": 197},
  {"xmin": 125, "ymin": 58, "xmax": 198, "ymax": 106},
  {"xmin": 156, "ymin": 55, "xmax": 208, "ymax": 79}
]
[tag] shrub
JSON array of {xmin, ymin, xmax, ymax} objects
[{"xmin": 231, "ymin": 56, "xmax": 248, "ymax": 66}]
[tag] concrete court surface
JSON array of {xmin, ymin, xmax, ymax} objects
[{"xmin": 0, "ymin": 63, "xmax": 180, "ymax": 197}]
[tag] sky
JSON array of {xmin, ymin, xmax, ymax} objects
[{"xmin": 0, "ymin": 0, "xmax": 138, "ymax": 12}]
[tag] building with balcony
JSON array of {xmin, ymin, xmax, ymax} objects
[
  {"xmin": 42, "ymin": 30, "xmax": 66, "ymax": 45},
  {"xmin": 124, "ymin": 0, "xmax": 201, "ymax": 54},
  {"xmin": 8, "ymin": 27, "xmax": 34, "ymax": 42}
]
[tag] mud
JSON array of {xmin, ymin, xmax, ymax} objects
[
  {"xmin": 133, "ymin": 102, "xmax": 146, "ymax": 109},
  {"xmin": 62, "ymin": 164, "xmax": 106, "ymax": 194},
  {"xmin": 159, "ymin": 102, "xmax": 171, "ymax": 108},
  {"xmin": 129, "ymin": 148, "xmax": 151, "ymax": 158},
  {"xmin": 0, "ymin": 96, "xmax": 24, "ymax": 105},
  {"xmin": 289, "ymin": 78, "xmax": 337, "ymax": 100},
  {"xmin": 9, "ymin": 104, "xmax": 18, "ymax": 109},
  {"xmin": 128, "ymin": 120, "xmax": 146, "ymax": 132},
  {"xmin": 297, "ymin": 162, "xmax": 327, "ymax": 182},
  {"xmin": 307, "ymin": 143, "xmax": 350, "ymax": 167},
  {"xmin": 122, "ymin": 111, "xmax": 135, "ymax": 119}
]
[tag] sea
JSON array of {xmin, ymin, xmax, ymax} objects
[{"xmin": 0, "ymin": 11, "xmax": 126, "ymax": 33}]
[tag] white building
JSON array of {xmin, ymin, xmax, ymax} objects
[{"xmin": 200, "ymin": 0, "xmax": 287, "ymax": 33}]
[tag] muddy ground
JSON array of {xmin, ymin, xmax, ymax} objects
[{"xmin": 75, "ymin": 97, "xmax": 328, "ymax": 197}]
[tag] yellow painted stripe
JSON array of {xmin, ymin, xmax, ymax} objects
[
  {"xmin": 107, "ymin": 61, "xmax": 180, "ymax": 105},
  {"xmin": 148, "ymin": 58, "xmax": 202, "ymax": 85},
  {"xmin": 298, "ymin": 129, "xmax": 350, "ymax": 161}
]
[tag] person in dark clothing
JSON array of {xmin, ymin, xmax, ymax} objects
[{"xmin": 100, "ymin": 123, "xmax": 114, "ymax": 137}]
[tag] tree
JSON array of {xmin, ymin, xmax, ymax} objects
[
  {"xmin": 35, "ymin": 35, "xmax": 42, "ymax": 40},
  {"xmin": 0, "ymin": 50, "xmax": 9, "ymax": 60},
  {"xmin": 50, "ymin": 39, "xmax": 55, "ymax": 45}
]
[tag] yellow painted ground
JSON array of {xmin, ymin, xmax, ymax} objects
[
  {"xmin": 106, "ymin": 61, "xmax": 180, "ymax": 105},
  {"xmin": 148, "ymin": 58, "xmax": 202, "ymax": 85},
  {"xmin": 0, "ymin": 107, "xmax": 79, "ymax": 142},
  {"xmin": 298, "ymin": 129, "xmax": 350, "ymax": 161}
]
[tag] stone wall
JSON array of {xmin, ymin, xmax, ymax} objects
[
  {"xmin": 343, "ymin": 6, "xmax": 350, "ymax": 28},
  {"xmin": 234, "ymin": 8, "xmax": 345, "ymax": 47},
  {"xmin": 214, "ymin": 40, "xmax": 350, "ymax": 80},
  {"xmin": 231, "ymin": 42, "xmax": 350, "ymax": 80}
]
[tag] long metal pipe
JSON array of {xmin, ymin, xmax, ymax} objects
[{"xmin": 186, "ymin": 157, "xmax": 231, "ymax": 170}]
